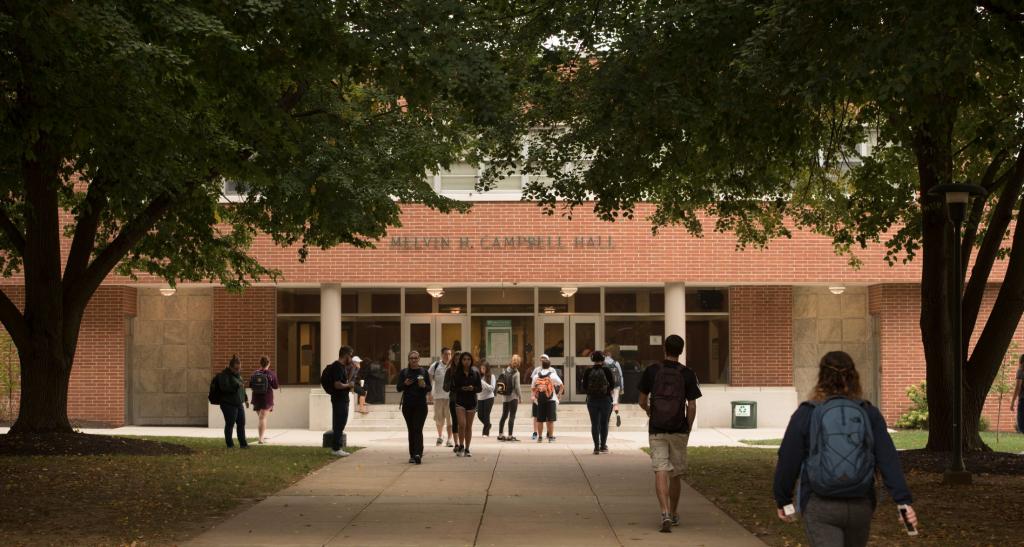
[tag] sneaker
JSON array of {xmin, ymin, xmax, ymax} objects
[
  {"xmin": 531, "ymin": 432, "xmax": 538, "ymax": 440},
  {"xmin": 409, "ymin": 457, "xmax": 417, "ymax": 464},
  {"xmin": 445, "ymin": 439, "xmax": 454, "ymax": 448},
  {"xmin": 660, "ymin": 513, "xmax": 672, "ymax": 533},
  {"xmin": 414, "ymin": 455, "xmax": 422, "ymax": 465},
  {"xmin": 671, "ymin": 514, "xmax": 680, "ymax": 527},
  {"xmin": 331, "ymin": 449, "xmax": 350, "ymax": 457},
  {"xmin": 548, "ymin": 436, "xmax": 556, "ymax": 443},
  {"xmin": 537, "ymin": 436, "xmax": 543, "ymax": 443},
  {"xmin": 497, "ymin": 435, "xmax": 506, "ymax": 441},
  {"xmin": 593, "ymin": 447, "xmax": 600, "ymax": 455},
  {"xmin": 600, "ymin": 445, "xmax": 609, "ymax": 454},
  {"xmin": 456, "ymin": 447, "xmax": 464, "ymax": 457},
  {"xmin": 436, "ymin": 437, "xmax": 443, "ymax": 446},
  {"xmin": 509, "ymin": 436, "xmax": 520, "ymax": 442},
  {"xmin": 464, "ymin": 449, "xmax": 472, "ymax": 457}
]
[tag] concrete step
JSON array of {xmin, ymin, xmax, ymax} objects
[{"xmin": 344, "ymin": 404, "xmax": 650, "ymax": 431}]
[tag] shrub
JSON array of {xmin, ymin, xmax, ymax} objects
[{"xmin": 895, "ymin": 381, "xmax": 929, "ymax": 429}]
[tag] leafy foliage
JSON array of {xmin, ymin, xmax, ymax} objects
[{"xmin": 895, "ymin": 382, "xmax": 929, "ymax": 430}]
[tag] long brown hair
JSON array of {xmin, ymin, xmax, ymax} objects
[{"xmin": 812, "ymin": 351, "xmax": 863, "ymax": 400}]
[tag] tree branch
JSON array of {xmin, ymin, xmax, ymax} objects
[
  {"xmin": 0, "ymin": 286, "xmax": 27, "ymax": 352},
  {"xmin": 0, "ymin": 204, "xmax": 25, "ymax": 256},
  {"xmin": 62, "ymin": 174, "xmax": 110, "ymax": 290},
  {"xmin": 961, "ymin": 149, "xmax": 1008, "ymax": 278},
  {"xmin": 963, "ymin": 147, "xmax": 1024, "ymax": 352},
  {"xmin": 277, "ymin": 80, "xmax": 310, "ymax": 113}
]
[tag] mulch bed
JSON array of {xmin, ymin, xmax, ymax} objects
[
  {"xmin": 900, "ymin": 449, "xmax": 1024, "ymax": 475},
  {"xmin": 0, "ymin": 433, "xmax": 193, "ymax": 456}
]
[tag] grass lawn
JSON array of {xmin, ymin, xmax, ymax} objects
[
  {"xmin": 741, "ymin": 430, "xmax": 1024, "ymax": 452},
  {"xmin": 681, "ymin": 446, "xmax": 1024, "ymax": 546},
  {"xmin": 0, "ymin": 436, "xmax": 355, "ymax": 546}
]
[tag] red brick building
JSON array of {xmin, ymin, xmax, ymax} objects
[{"xmin": 1, "ymin": 200, "xmax": 1020, "ymax": 431}]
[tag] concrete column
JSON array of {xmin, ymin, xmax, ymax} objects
[
  {"xmin": 320, "ymin": 284, "xmax": 341, "ymax": 368},
  {"xmin": 665, "ymin": 282, "xmax": 686, "ymax": 363}
]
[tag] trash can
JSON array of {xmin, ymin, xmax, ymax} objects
[{"xmin": 731, "ymin": 401, "xmax": 757, "ymax": 429}]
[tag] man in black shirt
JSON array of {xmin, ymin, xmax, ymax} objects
[
  {"xmin": 325, "ymin": 346, "xmax": 356, "ymax": 457},
  {"xmin": 638, "ymin": 334, "xmax": 702, "ymax": 533}
]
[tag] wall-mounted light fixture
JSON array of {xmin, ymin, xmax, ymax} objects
[
  {"xmin": 560, "ymin": 287, "xmax": 578, "ymax": 298},
  {"xmin": 159, "ymin": 288, "xmax": 177, "ymax": 297},
  {"xmin": 828, "ymin": 286, "xmax": 846, "ymax": 295},
  {"xmin": 426, "ymin": 287, "xmax": 445, "ymax": 298}
]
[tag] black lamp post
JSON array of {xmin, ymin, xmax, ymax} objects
[{"xmin": 928, "ymin": 183, "xmax": 986, "ymax": 485}]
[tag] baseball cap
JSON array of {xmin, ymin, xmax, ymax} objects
[
  {"xmin": 540, "ymin": 354, "xmax": 550, "ymax": 361},
  {"xmin": 590, "ymin": 351, "xmax": 605, "ymax": 363},
  {"xmin": 352, "ymin": 356, "xmax": 363, "ymax": 364}
]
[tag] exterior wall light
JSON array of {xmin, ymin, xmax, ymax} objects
[
  {"xmin": 159, "ymin": 288, "xmax": 177, "ymax": 297},
  {"xmin": 448, "ymin": 307, "xmax": 461, "ymax": 314},
  {"xmin": 543, "ymin": 306, "xmax": 556, "ymax": 314},
  {"xmin": 560, "ymin": 287, "xmax": 578, "ymax": 298},
  {"xmin": 426, "ymin": 287, "xmax": 445, "ymax": 298},
  {"xmin": 828, "ymin": 286, "xmax": 845, "ymax": 295}
]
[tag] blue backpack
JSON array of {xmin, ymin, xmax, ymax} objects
[{"xmin": 805, "ymin": 397, "xmax": 875, "ymax": 498}]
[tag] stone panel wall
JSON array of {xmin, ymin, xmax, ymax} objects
[
  {"xmin": 128, "ymin": 287, "xmax": 212, "ymax": 425},
  {"xmin": 792, "ymin": 286, "xmax": 878, "ymax": 404}
]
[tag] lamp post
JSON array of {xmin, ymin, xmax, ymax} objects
[{"xmin": 928, "ymin": 183, "xmax": 986, "ymax": 485}]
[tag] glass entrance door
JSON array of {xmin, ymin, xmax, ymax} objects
[
  {"xmin": 569, "ymin": 315, "xmax": 602, "ymax": 402},
  {"xmin": 539, "ymin": 316, "xmax": 569, "ymax": 396},
  {"xmin": 403, "ymin": 315, "xmax": 467, "ymax": 366}
]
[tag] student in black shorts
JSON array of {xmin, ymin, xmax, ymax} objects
[{"xmin": 452, "ymin": 352, "xmax": 482, "ymax": 457}]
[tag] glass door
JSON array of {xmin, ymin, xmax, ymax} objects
[
  {"xmin": 569, "ymin": 315, "xmax": 602, "ymax": 402},
  {"xmin": 436, "ymin": 316, "xmax": 468, "ymax": 363},
  {"xmin": 404, "ymin": 315, "xmax": 433, "ymax": 362},
  {"xmin": 539, "ymin": 316, "xmax": 569, "ymax": 397},
  {"xmin": 404, "ymin": 315, "xmax": 468, "ymax": 366}
]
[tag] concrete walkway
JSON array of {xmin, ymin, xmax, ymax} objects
[{"xmin": 187, "ymin": 433, "xmax": 765, "ymax": 547}]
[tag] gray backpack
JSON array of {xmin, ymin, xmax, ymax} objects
[{"xmin": 805, "ymin": 398, "xmax": 876, "ymax": 498}]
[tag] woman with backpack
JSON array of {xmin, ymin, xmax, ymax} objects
[
  {"xmin": 773, "ymin": 351, "xmax": 918, "ymax": 546},
  {"xmin": 452, "ymin": 351, "xmax": 482, "ymax": 457},
  {"xmin": 497, "ymin": 354, "xmax": 523, "ymax": 441},
  {"xmin": 476, "ymin": 360, "xmax": 496, "ymax": 437},
  {"xmin": 583, "ymin": 351, "xmax": 615, "ymax": 454},
  {"xmin": 249, "ymin": 355, "xmax": 279, "ymax": 445}
]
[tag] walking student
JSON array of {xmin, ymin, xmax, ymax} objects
[
  {"xmin": 477, "ymin": 360, "xmax": 496, "ymax": 436},
  {"xmin": 604, "ymin": 348, "xmax": 624, "ymax": 425},
  {"xmin": 584, "ymin": 351, "xmax": 616, "ymax": 454},
  {"xmin": 249, "ymin": 355, "xmax": 279, "ymax": 445},
  {"xmin": 216, "ymin": 354, "xmax": 250, "ymax": 448},
  {"xmin": 427, "ymin": 347, "xmax": 454, "ymax": 447},
  {"xmin": 320, "ymin": 346, "xmax": 356, "ymax": 457},
  {"xmin": 1011, "ymin": 354, "xmax": 1023, "ymax": 433},
  {"xmin": 397, "ymin": 351, "xmax": 431, "ymax": 464},
  {"xmin": 497, "ymin": 354, "xmax": 523, "ymax": 441},
  {"xmin": 773, "ymin": 351, "xmax": 918, "ymax": 547},
  {"xmin": 638, "ymin": 334, "xmax": 702, "ymax": 533},
  {"xmin": 531, "ymin": 354, "xmax": 563, "ymax": 443},
  {"xmin": 354, "ymin": 356, "xmax": 370, "ymax": 414},
  {"xmin": 452, "ymin": 352, "xmax": 483, "ymax": 456}
]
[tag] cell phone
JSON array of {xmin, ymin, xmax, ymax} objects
[
  {"xmin": 898, "ymin": 504, "xmax": 918, "ymax": 536},
  {"xmin": 783, "ymin": 504, "xmax": 796, "ymax": 517}
]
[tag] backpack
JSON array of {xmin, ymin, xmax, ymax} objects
[
  {"xmin": 495, "ymin": 369, "xmax": 515, "ymax": 396},
  {"xmin": 805, "ymin": 398, "xmax": 876, "ymax": 498},
  {"xmin": 207, "ymin": 374, "xmax": 223, "ymax": 405},
  {"xmin": 586, "ymin": 367, "xmax": 611, "ymax": 398},
  {"xmin": 606, "ymin": 362, "xmax": 622, "ymax": 389},
  {"xmin": 649, "ymin": 363, "xmax": 688, "ymax": 430},
  {"xmin": 250, "ymin": 370, "xmax": 270, "ymax": 395},
  {"xmin": 320, "ymin": 362, "xmax": 339, "ymax": 395},
  {"xmin": 533, "ymin": 372, "xmax": 554, "ymax": 403},
  {"xmin": 443, "ymin": 366, "xmax": 454, "ymax": 393}
]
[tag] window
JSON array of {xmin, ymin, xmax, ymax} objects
[
  {"xmin": 471, "ymin": 288, "xmax": 533, "ymax": 313},
  {"xmin": 574, "ymin": 288, "xmax": 601, "ymax": 313},
  {"xmin": 342, "ymin": 318, "xmax": 401, "ymax": 384},
  {"xmin": 538, "ymin": 288, "xmax": 569, "ymax": 314},
  {"xmin": 439, "ymin": 288, "xmax": 467, "ymax": 314},
  {"xmin": 341, "ymin": 289, "xmax": 401, "ymax": 314},
  {"xmin": 276, "ymin": 319, "xmax": 321, "ymax": 385},
  {"xmin": 686, "ymin": 288, "xmax": 728, "ymax": 312},
  {"xmin": 605, "ymin": 317, "xmax": 665, "ymax": 371},
  {"xmin": 469, "ymin": 316, "xmax": 534, "ymax": 369},
  {"xmin": 405, "ymin": 290, "xmax": 433, "ymax": 314},
  {"xmin": 277, "ymin": 288, "xmax": 320, "ymax": 314},
  {"xmin": 437, "ymin": 163, "xmax": 524, "ymax": 194}
]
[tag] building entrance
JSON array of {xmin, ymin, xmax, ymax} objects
[{"xmin": 540, "ymin": 315, "xmax": 601, "ymax": 402}]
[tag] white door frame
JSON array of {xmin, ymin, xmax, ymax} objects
[{"xmin": 568, "ymin": 315, "xmax": 603, "ymax": 402}]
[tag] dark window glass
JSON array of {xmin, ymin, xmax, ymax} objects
[
  {"xmin": 574, "ymin": 289, "xmax": 600, "ymax": 313},
  {"xmin": 471, "ymin": 288, "xmax": 533, "ymax": 313},
  {"xmin": 685, "ymin": 318, "xmax": 729, "ymax": 384},
  {"xmin": 276, "ymin": 318, "xmax": 321, "ymax": 385},
  {"xmin": 277, "ymin": 289, "xmax": 320, "ymax": 314},
  {"xmin": 405, "ymin": 292, "xmax": 433, "ymax": 313}
]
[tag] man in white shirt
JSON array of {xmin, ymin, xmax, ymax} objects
[
  {"xmin": 531, "ymin": 354, "xmax": 564, "ymax": 442},
  {"xmin": 427, "ymin": 347, "xmax": 453, "ymax": 447}
]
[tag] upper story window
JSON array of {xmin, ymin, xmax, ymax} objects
[{"xmin": 433, "ymin": 163, "xmax": 530, "ymax": 199}]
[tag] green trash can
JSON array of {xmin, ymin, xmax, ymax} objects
[{"xmin": 731, "ymin": 401, "xmax": 757, "ymax": 429}]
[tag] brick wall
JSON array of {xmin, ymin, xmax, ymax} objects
[
  {"xmin": 0, "ymin": 285, "xmax": 134, "ymax": 427},
  {"xmin": 729, "ymin": 286, "xmax": 793, "ymax": 386},
  {"xmin": 872, "ymin": 283, "xmax": 1024, "ymax": 432},
  {"xmin": 212, "ymin": 287, "xmax": 277, "ymax": 381}
]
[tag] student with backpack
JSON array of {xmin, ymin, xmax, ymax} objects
[
  {"xmin": 531, "ymin": 354, "xmax": 563, "ymax": 443},
  {"xmin": 497, "ymin": 354, "xmax": 522, "ymax": 441},
  {"xmin": 426, "ymin": 347, "xmax": 454, "ymax": 448},
  {"xmin": 213, "ymin": 354, "xmax": 249, "ymax": 449},
  {"xmin": 397, "ymin": 350, "xmax": 431, "ymax": 464},
  {"xmin": 452, "ymin": 351, "xmax": 483, "ymax": 457},
  {"xmin": 638, "ymin": 335, "xmax": 702, "ymax": 533},
  {"xmin": 584, "ymin": 351, "xmax": 616, "ymax": 454},
  {"xmin": 320, "ymin": 346, "xmax": 356, "ymax": 457},
  {"xmin": 773, "ymin": 351, "xmax": 917, "ymax": 547},
  {"xmin": 249, "ymin": 355, "xmax": 279, "ymax": 445},
  {"xmin": 476, "ymin": 360, "xmax": 496, "ymax": 437}
]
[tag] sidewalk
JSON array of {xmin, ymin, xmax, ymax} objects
[
  {"xmin": 186, "ymin": 433, "xmax": 766, "ymax": 547},
  {"xmin": 0, "ymin": 425, "xmax": 787, "ymax": 448}
]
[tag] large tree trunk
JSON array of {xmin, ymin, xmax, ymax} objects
[{"xmin": 9, "ymin": 347, "xmax": 73, "ymax": 434}]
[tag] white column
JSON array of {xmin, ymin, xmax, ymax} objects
[
  {"xmin": 320, "ymin": 284, "xmax": 341, "ymax": 370},
  {"xmin": 665, "ymin": 282, "xmax": 686, "ymax": 363}
]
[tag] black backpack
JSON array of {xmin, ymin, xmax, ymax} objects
[
  {"xmin": 649, "ymin": 364, "xmax": 688, "ymax": 430},
  {"xmin": 250, "ymin": 371, "xmax": 270, "ymax": 395},
  {"xmin": 586, "ymin": 367, "xmax": 610, "ymax": 398},
  {"xmin": 605, "ymin": 362, "xmax": 622, "ymax": 389},
  {"xmin": 320, "ymin": 362, "xmax": 338, "ymax": 395},
  {"xmin": 495, "ymin": 369, "xmax": 515, "ymax": 396},
  {"xmin": 208, "ymin": 374, "xmax": 223, "ymax": 405}
]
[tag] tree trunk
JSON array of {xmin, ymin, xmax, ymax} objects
[{"xmin": 9, "ymin": 346, "xmax": 73, "ymax": 434}]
